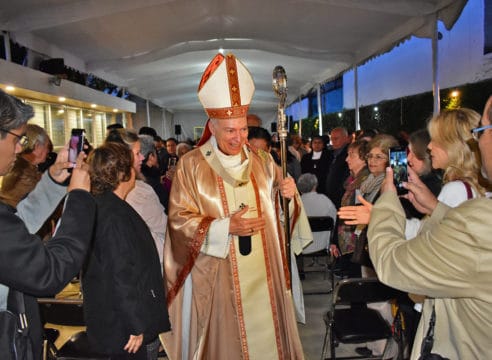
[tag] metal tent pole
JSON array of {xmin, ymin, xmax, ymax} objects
[
  {"xmin": 317, "ymin": 84, "xmax": 323, "ymax": 135},
  {"xmin": 432, "ymin": 16, "xmax": 440, "ymax": 115},
  {"xmin": 354, "ymin": 65, "xmax": 360, "ymax": 130}
]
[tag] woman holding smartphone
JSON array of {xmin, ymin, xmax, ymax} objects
[{"xmin": 347, "ymin": 134, "xmax": 399, "ymax": 359}]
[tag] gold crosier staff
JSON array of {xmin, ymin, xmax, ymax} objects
[{"xmin": 272, "ymin": 66, "xmax": 292, "ymax": 281}]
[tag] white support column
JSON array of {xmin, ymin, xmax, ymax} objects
[
  {"xmin": 432, "ymin": 16, "xmax": 440, "ymax": 115},
  {"xmin": 3, "ymin": 31, "xmax": 11, "ymax": 62},
  {"xmin": 299, "ymin": 111, "xmax": 302, "ymax": 137},
  {"xmin": 146, "ymin": 99, "xmax": 151, "ymax": 126},
  {"xmin": 317, "ymin": 84, "xmax": 323, "ymax": 135},
  {"xmin": 161, "ymin": 107, "xmax": 166, "ymax": 138},
  {"xmin": 354, "ymin": 65, "xmax": 360, "ymax": 130}
]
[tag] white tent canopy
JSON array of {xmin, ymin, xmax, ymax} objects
[{"xmin": 0, "ymin": 0, "xmax": 467, "ymax": 112}]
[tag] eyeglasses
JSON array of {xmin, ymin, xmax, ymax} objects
[
  {"xmin": 365, "ymin": 153, "xmax": 388, "ymax": 161},
  {"xmin": 0, "ymin": 128, "xmax": 28, "ymax": 147},
  {"xmin": 471, "ymin": 124, "xmax": 492, "ymax": 141}
]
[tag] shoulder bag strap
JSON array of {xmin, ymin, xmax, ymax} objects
[
  {"xmin": 462, "ymin": 181, "xmax": 473, "ymax": 200},
  {"xmin": 419, "ymin": 303, "xmax": 437, "ymax": 358}
]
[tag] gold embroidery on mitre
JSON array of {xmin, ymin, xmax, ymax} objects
[
  {"xmin": 226, "ymin": 54, "xmax": 241, "ymax": 108},
  {"xmin": 206, "ymin": 105, "xmax": 249, "ymax": 119}
]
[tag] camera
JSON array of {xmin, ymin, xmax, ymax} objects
[
  {"xmin": 68, "ymin": 129, "xmax": 85, "ymax": 169},
  {"xmin": 388, "ymin": 146, "xmax": 408, "ymax": 194}
]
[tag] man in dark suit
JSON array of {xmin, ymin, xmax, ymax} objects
[
  {"xmin": 324, "ymin": 127, "xmax": 351, "ymax": 208},
  {"xmin": 300, "ymin": 135, "xmax": 331, "ymax": 194}
]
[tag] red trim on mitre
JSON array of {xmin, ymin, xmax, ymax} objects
[
  {"xmin": 198, "ymin": 53, "xmax": 225, "ymax": 91},
  {"xmin": 226, "ymin": 53, "xmax": 241, "ymax": 107},
  {"xmin": 196, "ymin": 119, "xmax": 212, "ymax": 147}
]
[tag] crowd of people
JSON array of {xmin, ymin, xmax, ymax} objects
[{"xmin": 0, "ymin": 50, "xmax": 492, "ymax": 360}]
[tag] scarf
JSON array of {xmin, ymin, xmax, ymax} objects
[
  {"xmin": 337, "ymin": 167, "xmax": 370, "ymax": 255},
  {"xmin": 359, "ymin": 172, "xmax": 385, "ymax": 203},
  {"xmin": 340, "ymin": 167, "xmax": 370, "ymax": 207}
]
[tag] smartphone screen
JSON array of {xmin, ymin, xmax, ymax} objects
[
  {"xmin": 68, "ymin": 129, "xmax": 85, "ymax": 164},
  {"xmin": 389, "ymin": 146, "xmax": 408, "ymax": 194}
]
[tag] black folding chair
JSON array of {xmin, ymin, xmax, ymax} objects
[
  {"xmin": 321, "ymin": 278, "xmax": 401, "ymax": 360},
  {"xmin": 299, "ymin": 216, "xmax": 335, "ymax": 279},
  {"xmin": 38, "ymin": 298, "xmax": 109, "ymax": 359},
  {"xmin": 56, "ymin": 331, "xmax": 109, "ymax": 360}
]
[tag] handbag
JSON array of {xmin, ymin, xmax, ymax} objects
[
  {"xmin": 0, "ymin": 289, "xmax": 34, "ymax": 360},
  {"xmin": 417, "ymin": 304, "xmax": 449, "ymax": 360},
  {"xmin": 417, "ymin": 182, "xmax": 473, "ymax": 360},
  {"xmin": 350, "ymin": 226, "xmax": 371, "ymax": 266}
]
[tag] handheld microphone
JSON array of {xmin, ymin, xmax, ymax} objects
[
  {"xmin": 237, "ymin": 203, "xmax": 253, "ymax": 255},
  {"xmin": 238, "ymin": 236, "xmax": 252, "ymax": 256}
]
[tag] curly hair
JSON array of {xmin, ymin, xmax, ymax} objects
[
  {"xmin": 88, "ymin": 142, "xmax": 134, "ymax": 195},
  {"xmin": 348, "ymin": 139, "xmax": 369, "ymax": 161},
  {"xmin": 427, "ymin": 108, "xmax": 485, "ymax": 195}
]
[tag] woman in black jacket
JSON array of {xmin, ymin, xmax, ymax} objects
[{"xmin": 84, "ymin": 142, "xmax": 170, "ymax": 359}]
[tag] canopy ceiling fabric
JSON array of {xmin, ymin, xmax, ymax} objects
[{"xmin": 0, "ymin": 0, "xmax": 467, "ymax": 112}]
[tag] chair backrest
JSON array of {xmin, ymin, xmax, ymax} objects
[
  {"xmin": 303, "ymin": 216, "xmax": 335, "ymax": 254},
  {"xmin": 308, "ymin": 216, "xmax": 334, "ymax": 232},
  {"xmin": 333, "ymin": 277, "xmax": 400, "ymax": 305},
  {"xmin": 39, "ymin": 300, "xmax": 85, "ymax": 327}
]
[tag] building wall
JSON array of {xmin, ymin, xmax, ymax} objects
[{"xmin": 343, "ymin": 0, "xmax": 490, "ymax": 109}]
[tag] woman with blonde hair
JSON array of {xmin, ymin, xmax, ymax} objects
[
  {"xmin": 396, "ymin": 108, "xmax": 485, "ymax": 238},
  {"xmin": 427, "ymin": 108, "xmax": 486, "ymax": 197}
]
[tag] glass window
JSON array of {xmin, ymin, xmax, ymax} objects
[
  {"xmin": 17, "ymin": 97, "xmax": 127, "ymax": 148},
  {"xmin": 50, "ymin": 105, "xmax": 67, "ymax": 149},
  {"xmin": 82, "ymin": 109, "xmax": 94, "ymax": 144}
]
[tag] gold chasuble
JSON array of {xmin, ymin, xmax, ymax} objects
[{"xmin": 161, "ymin": 137, "xmax": 304, "ymax": 360}]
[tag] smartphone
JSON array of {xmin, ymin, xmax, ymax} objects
[
  {"xmin": 388, "ymin": 146, "xmax": 408, "ymax": 194},
  {"xmin": 68, "ymin": 128, "xmax": 85, "ymax": 165}
]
